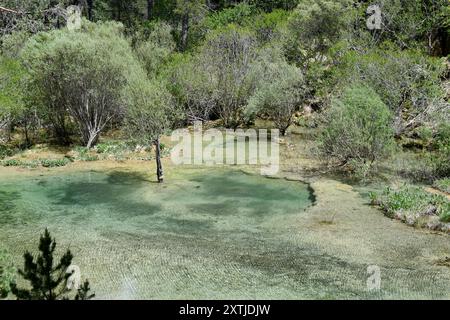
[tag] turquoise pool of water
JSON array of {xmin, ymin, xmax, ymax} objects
[{"xmin": 0, "ymin": 168, "xmax": 448, "ymax": 299}]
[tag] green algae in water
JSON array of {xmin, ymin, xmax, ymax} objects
[{"xmin": 0, "ymin": 169, "xmax": 449, "ymax": 299}]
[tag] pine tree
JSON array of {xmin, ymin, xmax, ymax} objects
[{"xmin": 10, "ymin": 229, "xmax": 94, "ymax": 300}]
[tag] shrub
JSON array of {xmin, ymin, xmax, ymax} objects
[
  {"xmin": 372, "ymin": 185, "xmax": 450, "ymax": 227},
  {"xmin": 40, "ymin": 158, "xmax": 71, "ymax": 168},
  {"xmin": 202, "ymin": 3, "xmax": 257, "ymax": 30},
  {"xmin": 284, "ymin": 0, "xmax": 353, "ymax": 64},
  {"xmin": 133, "ymin": 21, "xmax": 176, "ymax": 77},
  {"xmin": 2, "ymin": 159, "xmax": 23, "ymax": 167},
  {"xmin": 434, "ymin": 178, "xmax": 450, "ymax": 194},
  {"xmin": 428, "ymin": 123, "xmax": 450, "ymax": 178},
  {"xmin": 172, "ymin": 26, "xmax": 258, "ymax": 127},
  {"xmin": 318, "ymin": 85, "xmax": 395, "ymax": 177},
  {"xmin": 0, "ymin": 145, "xmax": 14, "ymax": 160},
  {"xmin": 246, "ymin": 46, "xmax": 305, "ymax": 135},
  {"xmin": 21, "ymin": 20, "xmax": 148, "ymax": 148},
  {"xmin": 330, "ymin": 49, "xmax": 447, "ymax": 137}
]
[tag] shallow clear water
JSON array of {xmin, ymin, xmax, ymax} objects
[
  {"xmin": 0, "ymin": 168, "xmax": 449, "ymax": 299},
  {"xmin": 0, "ymin": 168, "xmax": 313, "ymax": 299}
]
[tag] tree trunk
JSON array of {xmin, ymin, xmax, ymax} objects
[
  {"xmin": 87, "ymin": 0, "xmax": 94, "ymax": 21},
  {"xmin": 84, "ymin": 130, "xmax": 99, "ymax": 149},
  {"xmin": 154, "ymin": 137, "xmax": 164, "ymax": 183},
  {"xmin": 147, "ymin": 0, "xmax": 154, "ymax": 20},
  {"xmin": 180, "ymin": 13, "xmax": 189, "ymax": 51}
]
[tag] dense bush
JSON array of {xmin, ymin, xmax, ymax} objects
[
  {"xmin": 284, "ymin": 0, "xmax": 352, "ymax": 65},
  {"xmin": 246, "ymin": 46, "xmax": 305, "ymax": 135},
  {"xmin": 434, "ymin": 178, "xmax": 450, "ymax": 194},
  {"xmin": 330, "ymin": 48, "xmax": 448, "ymax": 137},
  {"xmin": 172, "ymin": 26, "xmax": 258, "ymax": 127},
  {"xmin": 133, "ymin": 21, "xmax": 176, "ymax": 77},
  {"xmin": 40, "ymin": 158, "xmax": 71, "ymax": 168},
  {"xmin": 0, "ymin": 56, "xmax": 27, "ymax": 142},
  {"xmin": 427, "ymin": 123, "xmax": 450, "ymax": 178},
  {"xmin": 318, "ymin": 85, "xmax": 395, "ymax": 177},
  {"xmin": 21, "ymin": 20, "xmax": 148, "ymax": 148},
  {"xmin": 372, "ymin": 185, "xmax": 450, "ymax": 230}
]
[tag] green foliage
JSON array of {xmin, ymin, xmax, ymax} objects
[
  {"xmin": 0, "ymin": 248, "xmax": 15, "ymax": 298},
  {"xmin": 284, "ymin": 0, "xmax": 352, "ymax": 64},
  {"xmin": 246, "ymin": 46, "xmax": 304, "ymax": 134},
  {"xmin": 440, "ymin": 204, "xmax": 450, "ymax": 223},
  {"xmin": 359, "ymin": 0, "xmax": 450, "ymax": 54},
  {"xmin": 434, "ymin": 178, "xmax": 450, "ymax": 194},
  {"xmin": 10, "ymin": 228, "xmax": 94, "ymax": 300},
  {"xmin": 40, "ymin": 158, "xmax": 71, "ymax": 168},
  {"xmin": 1, "ymin": 31, "xmax": 32, "ymax": 58},
  {"xmin": 197, "ymin": 5, "xmax": 289, "ymax": 45},
  {"xmin": 250, "ymin": 9, "xmax": 290, "ymax": 43},
  {"xmin": 72, "ymin": 146, "xmax": 98, "ymax": 161},
  {"xmin": 133, "ymin": 21, "xmax": 176, "ymax": 77},
  {"xmin": 373, "ymin": 185, "xmax": 450, "ymax": 225},
  {"xmin": 125, "ymin": 78, "xmax": 178, "ymax": 145},
  {"xmin": 427, "ymin": 123, "xmax": 450, "ymax": 178},
  {"xmin": 2, "ymin": 159, "xmax": 24, "ymax": 167},
  {"xmin": 248, "ymin": 0, "xmax": 299, "ymax": 11},
  {"xmin": 202, "ymin": 3, "xmax": 257, "ymax": 30},
  {"xmin": 318, "ymin": 85, "xmax": 395, "ymax": 177},
  {"xmin": 21, "ymin": 20, "xmax": 147, "ymax": 148},
  {"xmin": 0, "ymin": 56, "xmax": 26, "ymax": 131},
  {"xmin": 1, "ymin": 157, "xmax": 71, "ymax": 168},
  {"xmin": 169, "ymin": 26, "xmax": 259, "ymax": 127},
  {"xmin": 330, "ymin": 48, "xmax": 447, "ymax": 136},
  {"xmin": 0, "ymin": 145, "xmax": 15, "ymax": 160}
]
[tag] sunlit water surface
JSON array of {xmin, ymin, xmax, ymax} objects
[{"xmin": 0, "ymin": 168, "xmax": 448, "ymax": 299}]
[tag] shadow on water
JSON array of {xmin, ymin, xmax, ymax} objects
[
  {"xmin": 44, "ymin": 171, "xmax": 161, "ymax": 220},
  {"xmin": 188, "ymin": 171, "xmax": 308, "ymax": 202}
]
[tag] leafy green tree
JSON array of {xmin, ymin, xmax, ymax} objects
[
  {"xmin": 330, "ymin": 48, "xmax": 448, "ymax": 137},
  {"xmin": 125, "ymin": 78, "xmax": 179, "ymax": 183},
  {"xmin": 174, "ymin": 0, "xmax": 207, "ymax": 50},
  {"xmin": 282, "ymin": 0, "xmax": 352, "ymax": 106},
  {"xmin": 133, "ymin": 21, "xmax": 176, "ymax": 77},
  {"xmin": 284, "ymin": 0, "xmax": 352, "ymax": 65},
  {"xmin": 195, "ymin": 26, "xmax": 258, "ymax": 128},
  {"xmin": 21, "ymin": 20, "xmax": 147, "ymax": 147},
  {"xmin": 0, "ymin": 56, "xmax": 29, "ymax": 143},
  {"xmin": 361, "ymin": 0, "xmax": 450, "ymax": 55},
  {"xmin": 246, "ymin": 47, "xmax": 305, "ymax": 135},
  {"xmin": 318, "ymin": 85, "xmax": 395, "ymax": 177},
  {"xmin": 166, "ymin": 53, "xmax": 217, "ymax": 122},
  {"xmin": 10, "ymin": 228, "xmax": 94, "ymax": 300}
]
